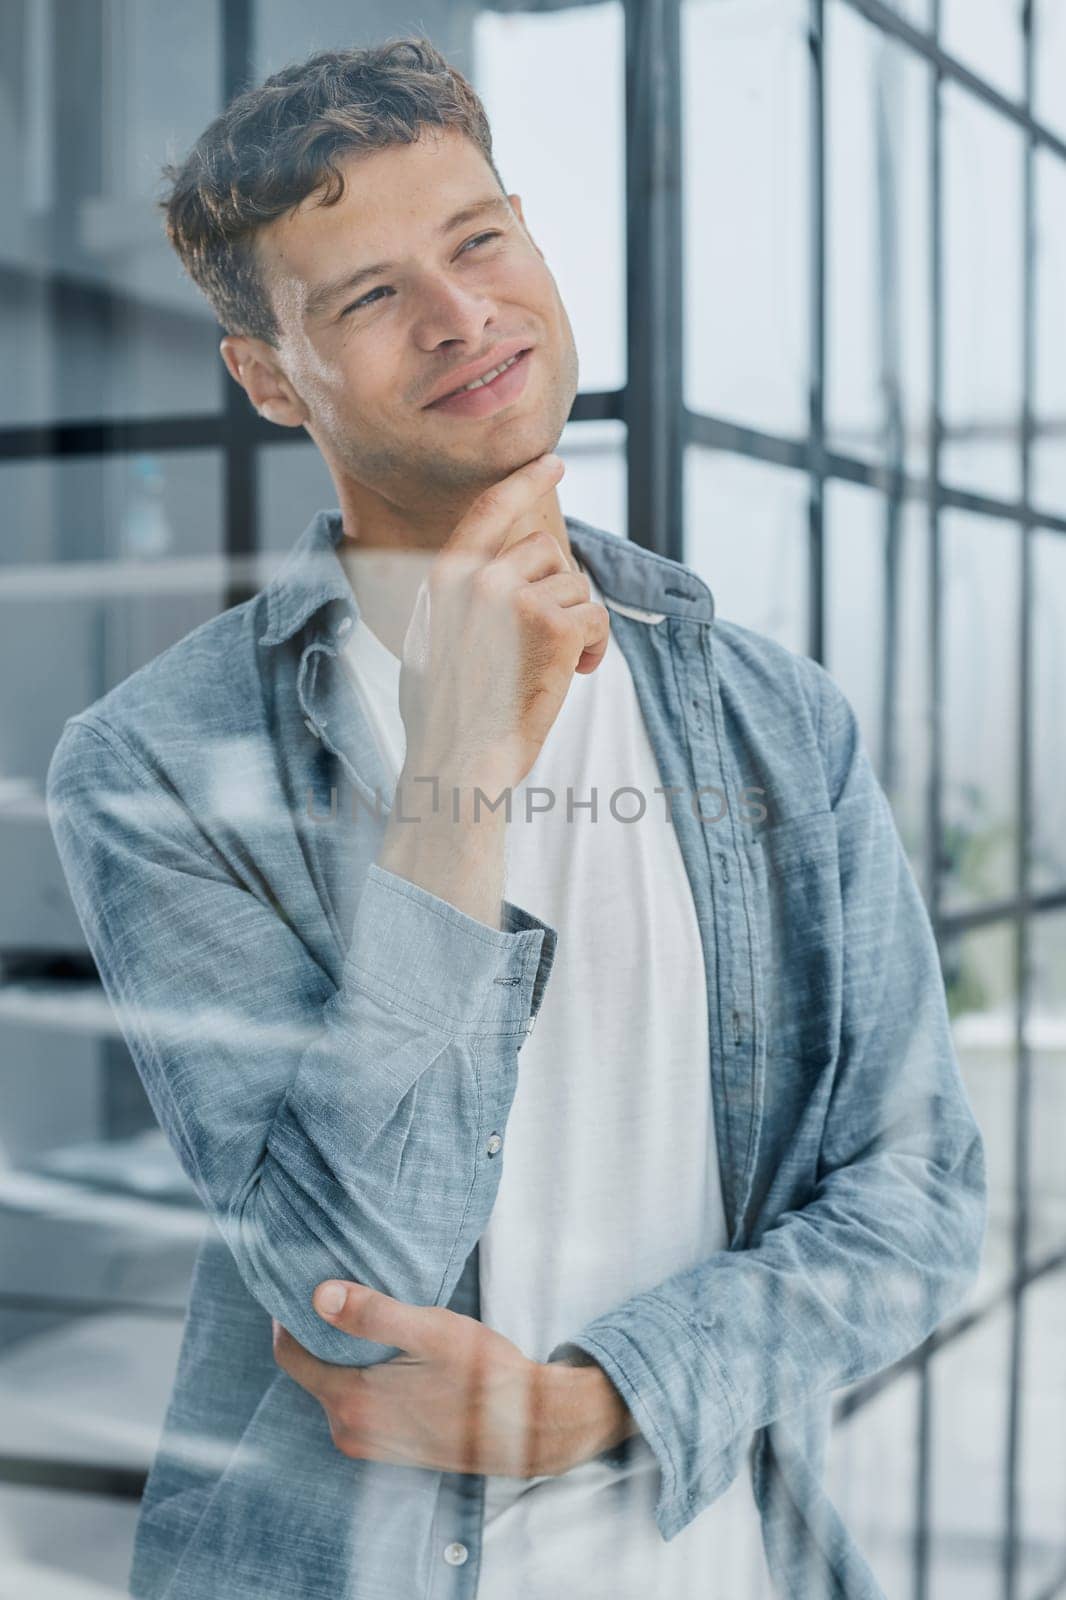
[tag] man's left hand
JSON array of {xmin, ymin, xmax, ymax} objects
[{"xmin": 272, "ymin": 1280, "xmax": 638, "ymax": 1479}]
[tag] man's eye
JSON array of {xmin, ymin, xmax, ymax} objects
[
  {"xmin": 461, "ymin": 230, "xmax": 501, "ymax": 253},
  {"xmin": 344, "ymin": 285, "xmax": 389, "ymax": 315},
  {"xmin": 342, "ymin": 233, "xmax": 501, "ymax": 316}
]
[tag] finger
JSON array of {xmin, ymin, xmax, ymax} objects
[
  {"xmin": 313, "ymin": 1280, "xmax": 445, "ymax": 1355},
  {"xmin": 568, "ymin": 600, "xmax": 611, "ymax": 674},
  {"xmin": 492, "ymin": 528, "xmax": 576, "ymax": 586},
  {"xmin": 272, "ymin": 1321, "xmax": 337, "ymax": 1401},
  {"xmin": 443, "ymin": 454, "xmax": 565, "ymax": 563},
  {"xmin": 520, "ymin": 570, "xmax": 592, "ymax": 608}
]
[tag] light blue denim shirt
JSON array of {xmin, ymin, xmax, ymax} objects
[{"xmin": 45, "ymin": 508, "xmax": 987, "ymax": 1600}]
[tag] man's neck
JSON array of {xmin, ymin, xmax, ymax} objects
[{"xmin": 334, "ymin": 478, "xmax": 572, "ymax": 554}]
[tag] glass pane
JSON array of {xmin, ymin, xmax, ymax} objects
[
  {"xmin": 940, "ymin": 512, "xmax": 1020, "ymax": 914},
  {"xmin": 474, "ymin": 5, "xmax": 626, "ymax": 394},
  {"xmin": 928, "ymin": 1308, "xmax": 1011, "ymax": 1599},
  {"xmin": 0, "ymin": 453, "xmax": 224, "ymax": 953},
  {"xmin": 0, "ymin": 451, "xmax": 223, "ymax": 566},
  {"xmin": 0, "ymin": 1027, "xmax": 201, "ymax": 1292},
  {"xmin": 941, "ymin": 85, "xmax": 1025, "ymax": 501},
  {"xmin": 684, "ymin": 447, "xmax": 809, "ymax": 654},
  {"xmin": 826, "ymin": 4, "xmax": 931, "ymax": 474},
  {"xmin": 826, "ymin": 481, "xmax": 889, "ymax": 771},
  {"xmin": 1027, "ymin": 913, "xmax": 1066, "ymax": 1268},
  {"xmin": 1033, "ymin": 151, "xmax": 1066, "ymax": 517},
  {"xmin": 254, "ymin": 0, "xmax": 469, "ymax": 74},
  {"xmin": 0, "ymin": 1011, "xmax": 202, "ymax": 1583},
  {"xmin": 0, "ymin": 1479, "xmax": 140, "ymax": 1594},
  {"xmin": 0, "ymin": 1296, "xmax": 195, "ymax": 1588},
  {"xmin": 0, "ymin": 1302, "xmax": 187, "ymax": 1462},
  {"xmin": 682, "ymin": 0, "xmax": 810, "ymax": 435},
  {"xmin": 0, "ymin": 0, "xmax": 223, "ymax": 426},
  {"xmin": 557, "ymin": 418, "xmax": 627, "ymax": 540},
  {"xmin": 941, "ymin": 0, "xmax": 1025, "ymax": 104},
  {"xmin": 1031, "ymin": 530, "xmax": 1066, "ymax": 894},
  {"xmin": 825, "ymin": 485, "xmax": 931, "ymax": 885},
  {"xmin": 1035, "ymin": 0, "xmax": 1066, "ymax": 143},
  {"xmin": 826, "ymin": 1370, "xmax": 921, "ymax": 1598},
  {"xmin": 943, "ymin": 920, "xmax": 1016, "ymax": 1303},
  {"xmin": 1018, "ymin": 1268, "xmax": 1066, "ymax": 1597},
  {"xmin": 896, "ymin": 499, "xmax": 933, "ymax": 892},
  {"xmin": 893, "ymin": 0, "xmax": 934, "ymax": 26}
]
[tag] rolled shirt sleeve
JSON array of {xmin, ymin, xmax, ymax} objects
[{"xmin": 46, "ymin": 713, "xmax": 557, "ymax": 1365}]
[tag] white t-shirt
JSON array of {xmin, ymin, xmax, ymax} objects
[{"xmin": 337, "ymin": 555, "xmax": 775, "ymax": 1599}]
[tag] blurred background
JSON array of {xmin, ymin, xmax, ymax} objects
[{"xmin": 0, "ymin": 0, "xmax": 1063, "ymax": 1595}]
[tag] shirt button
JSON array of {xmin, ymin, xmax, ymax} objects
[
  {"xmin": 336, "ymin": 615, "xmax": 354, "ymax": 638},
  {"xmin": 485, "ymin": 1133, "xmax": 503, "ymax": 1157},
  {"xmin": 443, "ymin": 1542, "xmax": 469, "ymax": 1566}
]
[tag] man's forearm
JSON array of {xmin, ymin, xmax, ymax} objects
[{"xmin": 378, "ymin": 768, "xmax": 509, "ymax": 931}]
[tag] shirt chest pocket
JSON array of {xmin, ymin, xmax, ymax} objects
[{"xmin": 744, "ymin": 809, "xmax": 844, "ymax": 1072}]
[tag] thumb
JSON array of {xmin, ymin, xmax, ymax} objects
[{"xmin": 312, "ymin": 1280, "xmax": 441, "ymax": 1353}]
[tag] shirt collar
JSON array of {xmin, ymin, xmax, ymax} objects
[{"xmin": 257, "ymin": 506, "xmax": 714, "ymax": 651}]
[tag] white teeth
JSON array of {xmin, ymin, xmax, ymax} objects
[{"xmin": 452, "ymin": 351, "xmax": 522, "ymax": 395}]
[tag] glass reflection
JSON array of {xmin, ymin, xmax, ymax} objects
[
  {"xmin": 825, "ymin": 482, "xmax": 931, "ymax": 887},
  {"xmin": 826, "ymin": 1370, "xmax": 920, "ymax": 1600},
  {"xmin": 0, "ymin": 0, "xmax": 223, "ymax": 426},
  {"xmin": 941, "ymin": 85, "xmax": 1024, "ymax": 501},
  {"xmin": 474, "ymin": 5, "xmax": 626, "ymax": 396},
  {"xmin": 1035, "ymin": 0, "xmax": 1066, "ymax": 142},
  {"xmin": 682, "ymin": 0, "xmax": 810, "ymax": 436},
  {"xmin": 943, "ymin": 919, "xmax": 1016, "ymax": 1302},
  {"xmin": 556, "ymin": 419, "xmax": 627, "ymax": 538},
  {"xmin": 825, "ymin": 3, "xmax": 931, "ymax": 474},
  {"xmin": 1031, "ymin": 530, "xmax": 1066, "ymax": 895},
  {"xmin": 941, "ymin": 0, "xmax": 1024, "ymax": 105},
  {"xmin": 1033, "ymin": 151, "xmax": 1066, "ymax": 517},
  {"xmin": 940, "ymin": 511, "xmax": 1020, "ymax": 913},
  {"xmin": 684, "ymin": 447, "xmax": 808, "ymax": 655},
  {"xmin": 1026, "ymin": 913, "xmax": 1066, "ymax": 1267},
  {"xmin": 1018, "ymin": 1268, "xmax": 1066, "ymax": 1594},
  {"xmin": 928, "ymin": 1306, "xmax": 1011, "ymax": 1600}
]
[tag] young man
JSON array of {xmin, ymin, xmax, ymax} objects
[{"xmin": 45, "ymin": 36, "xmax": 986, "ymax": 1600}]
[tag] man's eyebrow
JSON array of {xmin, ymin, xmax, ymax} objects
[{"xmin": 303, "ymin": 196, "xmax": 512, "ymax": 322}]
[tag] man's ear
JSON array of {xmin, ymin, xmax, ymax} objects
[{"xmin": 218, "ymin": 335, "xmax": 307, "ymax": 427}]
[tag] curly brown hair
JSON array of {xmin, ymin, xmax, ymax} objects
[{"xmin": 157, "ymin": 36, "xmax": 507, "ymax": 346}]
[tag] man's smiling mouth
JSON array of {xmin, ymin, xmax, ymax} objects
[
  {"xmin": 423, "ymin": 344, "xmax": 533, "ymax": 409},
  {"xmin": 442, "ymin": 350, "xmax": 525, "ymax": 397}
]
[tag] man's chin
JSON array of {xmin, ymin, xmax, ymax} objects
[{"xmin": 441, "ymin": 436, "xmax": 560, "ymax": 489}]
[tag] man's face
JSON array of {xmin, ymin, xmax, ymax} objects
[{"xmin": 255, "ymin": 127, "xmax": 579, "ymax": 509}]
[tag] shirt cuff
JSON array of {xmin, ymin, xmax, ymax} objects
[{"xmin": 336, "ymin": 861, "xmax": 558, "ymax": 1034}]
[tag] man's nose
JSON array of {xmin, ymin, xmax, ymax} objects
[{"xmin": 412, "ymin": 276, "xmax": 497, "ymax": 351}]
